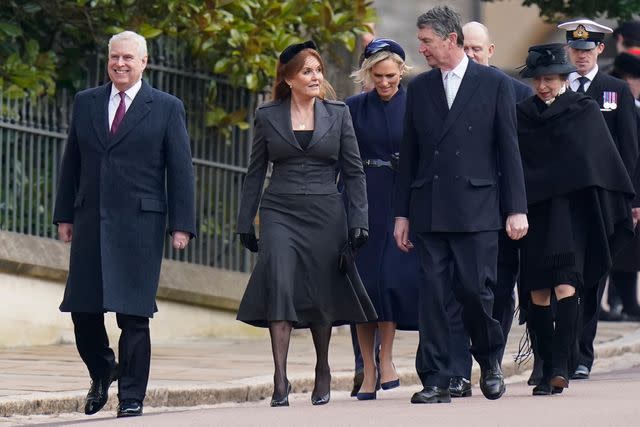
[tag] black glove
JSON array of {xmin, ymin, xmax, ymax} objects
[
  {"xmin": 349, "ymin": 228, "xmax": 368, "ymax": 250},
  {"xmin": 239, "ymin": 232, "xmax": 259, "ymax": 253},
  {"xmin": 390, "ymin": 152, "xmax": 400, "ymax": 171}
]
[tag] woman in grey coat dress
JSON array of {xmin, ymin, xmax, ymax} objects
[{"xmin": 236, "ymin": 41, "xmax": 376, "ymax": 407}]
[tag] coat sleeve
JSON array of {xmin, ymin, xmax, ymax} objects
[
  {"xmin": 615, "ymin": 83, "xmax": 639, "ymax": 178},
  {"xmin": 495, "ymin": 75, "xmax": 528, "ymax": 215},
  {"xmin": 338, "ymin": 106, "xmax": 368, "ymax": 230},
  {"xmin": 394, "ymin": 83, "xmax": 419, "ymax": 218},
  {"xmin": 165, "ymin": 99, "xmax": 197, "ymax": 237},
  {"xmin": 53, "ymin": 94, "xmax": 81, "ymax": 225},
  {"xmin": 237, "ymin": 109, "xmax": 269, "ymax": 234}
]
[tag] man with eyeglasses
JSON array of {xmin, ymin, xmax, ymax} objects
[{"xmin": 394, "ymin": 6, "xmax": 528, "ymax": 404}]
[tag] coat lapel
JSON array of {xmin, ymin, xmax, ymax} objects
[
  {"xmin": 585, "ymin": 72, "xmax": 603, "ymax": 107},
  {"xmin": 437, "ymin": 60, "xmax": 480, "ymax": 144},
  {"xmin": 107, "ymin": 80, "xmax": 153, "ymax": 150},
  {"xmin": 90, "ymin": 83, "xmax": 111, "ymax": 149},
  {"xmin": 427, "ymin": 70, "xmax": 448, "ymax": 119},
  {"xmin": 307, "ymin": 99, "xmax": 337, "ymax": 149},
  {"xmin": 264, "ymin": 98, "xmax": 302, "ymax": 151}
]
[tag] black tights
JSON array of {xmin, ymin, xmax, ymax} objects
[{"xmin": 268, "ymin": 322, "xmax": 332, "ymax": 399}]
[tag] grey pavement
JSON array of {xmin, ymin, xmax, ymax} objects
[{"xmin": 1, "ymin": 321, "xmax": 640, "ymax": 423}]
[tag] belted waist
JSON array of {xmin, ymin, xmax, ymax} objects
[{"xmin": 363, "ymin": 159, "xmax": 393, "ymax": 169}]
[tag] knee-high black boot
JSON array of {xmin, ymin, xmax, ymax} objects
[
  {"xmin": 551, "ymin": 294, "xmax": 578, "ymax": 389},
  {"xmin": 528, "ymin": 304, "xmax": 554, "ymax": 395},
  {"xmin": 268, "ymin": 321, "xmax": 293, "ymax": 407}
]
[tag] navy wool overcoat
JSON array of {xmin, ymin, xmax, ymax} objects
[{"xmin": 53, "ymin": 81, "xmax": 196, "ymax": 318}]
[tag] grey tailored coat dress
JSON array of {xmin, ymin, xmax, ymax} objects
[
  {"xmin": 53, "ymin": 81, "xmax": 196, "ymax": 318},
  {"xmin": 236, "ymin": 97, "xmax": 377, "ymax": 328}
]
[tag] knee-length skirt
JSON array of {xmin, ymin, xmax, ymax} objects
[{"xmin": 237, "ymin": 192, "xmax": 377, "ymax": 328}]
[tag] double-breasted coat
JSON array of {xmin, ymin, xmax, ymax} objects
[{"xmin": 53, "ymin": 81, "xmax": 196, "ymax": 318}]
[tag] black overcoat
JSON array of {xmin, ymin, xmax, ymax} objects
[{"xmin": 53, "ymin": 81, "xmax": 196, "ymax": 317}]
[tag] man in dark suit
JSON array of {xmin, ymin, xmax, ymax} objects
[
  {"xmin": 558, "ymin": 19, "xmax": 639, "ymax": 380},
  {"xmin": 445, "ymin": 20, "xmax": 534, "ymax": 399},
  {"xmin": 394, "ymin": 6, "xmax": 528, "ymax": 404},
  {"xmin": 53, "ymin": 31, "xmax": 196, "ymax": 417}
]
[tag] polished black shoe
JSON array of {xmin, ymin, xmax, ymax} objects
[
  {"xmin": 350, "ymin": 371, "xmax": 364, "ymax": 397},
  {"xmin": 117, "ymin": 399, "xmax": 143, "ymax": 417},
  {"xmin": 571, "ymin": 364, "xmax": 590, "ymax": 380},
  {"xmin": 479, "ymin": 361, "xmax": 506, "ymax": 400},
  {"xmin": 532, "ymin": 381, "xmax": 552, "ymax": 396},
  {"xmin": 410, "ymin": 386, "xmax": 451, "ymax": 404},
  {"xmin": 84, "ymin": 364, "xmax": 119, "ymax": 415},
  {"xmin": 449, "ymin": 376, "xmax": 472, "ymax": 398},
  {"xmin": 311, "ymin": 391, "xmax": 330, "ymax": 405},
  {"xmin": 270, "ymin": 381, "xmax": 291, "ymax": 407}
]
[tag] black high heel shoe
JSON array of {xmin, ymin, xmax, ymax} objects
[
  {"xmin": 311, "ymin": 372, "xmax": 331, "ymax": 405},
  {"xmin": 270, "ymin": 381, "xmax": 291, "ymax": 407}
]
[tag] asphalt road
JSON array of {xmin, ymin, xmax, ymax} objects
[{"xmin": 14, "ymin": 364, "xmax": 640, "ymax": 427}]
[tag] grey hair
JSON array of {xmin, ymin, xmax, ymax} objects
[
  {"xmin": 350, "ymin": 51, "xmax": 411, "ymax": 89},
  {"xmin": 108, "ymin": 31, "xmax": 148, "ymax": 57},
  {"xmin": 416, "ymin": 5, "xmax": 464, "ymax": 47}
]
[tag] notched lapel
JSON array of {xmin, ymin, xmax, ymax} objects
[
  {"xmin": 307, "ymin": 99, "xmax": 337, "ymax": 149},
  {"xmin": 108, "ymin": 81, "xmax": 153, "ymax": 150},
  {"xmin": 264, "ymin": 98, "xmax": 302, "ymax": 151},
  {"xmin": 437, "ymin": 63, "xmax": 480, "ymax": 143},
  {"xmin": 91, "ymin": 84, "xmax": 111, "ymax": 149}
]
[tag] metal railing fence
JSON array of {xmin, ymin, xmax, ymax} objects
[{"xmin": 0, "ymin": 38, "xmax": 261, "ymax": 272}]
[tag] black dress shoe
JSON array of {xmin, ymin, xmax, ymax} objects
[
  {"xmin": 479, "ymin": 360, "xmax": 506, "ymax": 400},
  {"xmin": 410, "ymin": 386, "xmax": 451, "ymax": 404},
  {"xmin": 449, "ymin": 376, "xmax": 472, "ymax": 398},
  {"xmin": 571, "ymin": 364, "xmax": 590, "ymax": 380},
  {"xmin": 117, "ymin": 399, "xmax": 143, "ymax": 417},
  {"xmin": 350, "ymin": 371, "xmax": 364, "ymax": 397},
  {"xmin": 311, "ymin": 391, "xmax": 330, "ymax": 405},
  {"xmin": 532, "ymin": 381, "xmax": 551, "ymax": 396},
  {"xmin": 84, "ymin": 364, "xmax": 119, "ymax": 415},
  {"xmin": 270, "ymin": 381, "xmax": 291, "ymax": 407}
]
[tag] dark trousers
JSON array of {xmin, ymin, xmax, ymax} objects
[
  {"xmin": 71, "ymin": 312, "xmax": 151, "ymax": 401},
  {"xmin": 448, "ymin": 258, "xmax": 518, "ymax": 379},
  {"xmin": 575, "ymin": 277, "xmax": 606, "ymax": 370},
  {"xmin": 414, "ymin": 231, "xmax": 504, "ymax": 388}
]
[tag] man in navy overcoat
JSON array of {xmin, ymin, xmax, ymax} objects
[
  {"xmin": 53, "ymin": 31, "xmax": 196, "ymax": 417},
  {"xmin": 394, "ymin": 6, "xmax": 528, "ymax": 403}
]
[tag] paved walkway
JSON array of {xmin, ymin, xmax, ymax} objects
[{"xmin": 1, "ymin": 321, "xmax": 640, "ymax": 419}]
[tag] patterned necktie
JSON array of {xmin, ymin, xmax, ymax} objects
[
  {"xmin": 110, "ymin": 91, "xmax": 126, "ymax": 135},
  {"xmin": 576, "ymin": 76, "xmax": 589, "ymax": 94},
  {"xmin": 444, "ymin": 72, "xmax": 456, "ymax": 109}
]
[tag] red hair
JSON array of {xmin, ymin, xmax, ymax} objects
[{"xmin": 272, "ymin": 49, "xmax": 336, "ymax": 101}]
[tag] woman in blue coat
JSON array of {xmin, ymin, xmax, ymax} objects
[{"xmin": 346, "ymin": 39, "xmax": 420, "ymax": 400}]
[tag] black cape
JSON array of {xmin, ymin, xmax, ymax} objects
[{"xmin": 517, "ymin": 91, "xmax": 635, "ymax": 291}]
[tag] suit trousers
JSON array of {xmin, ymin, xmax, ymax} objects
[
  {"xmin": 575, "ymin": 276, "xmax": 606, "ymax": 370},
  {"xmin": 414, "ymin": 231, "xmax": 504, "ymax": 388},
  {"xmin": 71, "ymin": 312, "xmax": 151, "ymax": 401},
  {"xmin": 448, "ymin": 257, "xmax": 518, "ymax": 379}
]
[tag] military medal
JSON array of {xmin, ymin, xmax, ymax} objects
[{"xmin": 603, "ymin": 91, "xmax": 617, "ymax": 110}]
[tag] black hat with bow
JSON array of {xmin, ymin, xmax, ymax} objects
[{"xmin": 520, "ymin": 43, "xmax": 576, "ymax": 78}]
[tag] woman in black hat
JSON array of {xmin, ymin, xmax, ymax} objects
[
  {"xmin": 517, "ymin": 43, "xmax": 635, "ymax": 395},
  {"xmin": 345, "ymin": 39, "xmax": 420, "ymax": 401},
  {"xmin": 236, "ymin": 41, "xmax": 376, "ymax": 407}
]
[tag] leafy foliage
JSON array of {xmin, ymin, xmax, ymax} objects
[
  {"xmin": 482, "ymin": 0, "xmax": 640, "ymax": 22},
  {"xmin": 0, "ymin": 0, "xmax": 375, "ymax": 127}
]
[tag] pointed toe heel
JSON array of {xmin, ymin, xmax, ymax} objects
[
  {"xmin": 270, "ymin": 381, "xmax": 291, "ymax": 407},
  {"xmin": 356, "ymin": 391, "xmax": 377, "ymax": 400},
  {"xmin": 380, "ymin": 378, "xmax": 400, "ymax": 390},
  {"xmin": 311, "ymin": 391, "xmax": 330, "ymax": 405}
]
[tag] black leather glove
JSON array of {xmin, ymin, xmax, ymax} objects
[
  {"xmin": 390, "ymin": 152, "xmax": 400, "ymax": 171},
  {"xmin": 349, "ymin": 228, "xmax": 368, "ymax": 250},
  {"xmin": 239, "ymin": 232, "xmax": 259, "ymax": 253}
]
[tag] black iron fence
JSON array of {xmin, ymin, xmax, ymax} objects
[{"xmin": 0, "ymin": 38, "xmax": 262, "ymax": 273}]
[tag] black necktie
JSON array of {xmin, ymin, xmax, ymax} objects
[{"xmin": 576, "ymin": 76, "xmax": 589, "ymax": 93}]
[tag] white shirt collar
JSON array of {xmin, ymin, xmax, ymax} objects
[
  {"xmin": 570, "ymin": 65, "xmax": 598, "ymax": 85},
  {"xmin": 110, "ymin": 79, "xmax": 143, "ymax": 100},
  {"xmin": 442, "ymin": 54, "xmax": 469, "ymax": 81}
]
